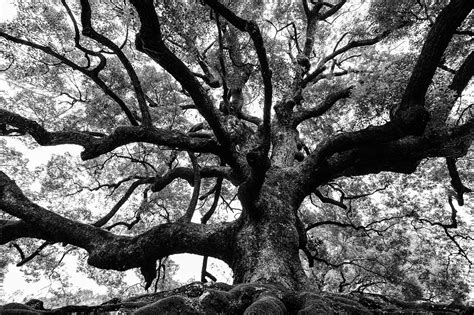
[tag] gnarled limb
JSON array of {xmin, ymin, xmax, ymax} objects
[
  {"xmin": 0, "ymin": 171, "xmax": 237, "ymax": 283},
  {"xmin": 0, "ymin": 109, "xmax": 220, "ymax": 160},
  {"xmin": 61, "ymin": 0, "xmax": 107, "ymax": 70},
  {"xmin": 298, "ymin": 119, "xmax": 473, "ymax": 196},
  {"xmin": 15, "ymin": 241, "xmax": 51, "ymax": 267},
  {"xmin": 302, "ymin": 0, "xmax": 347, "ymax": 57},
  {"xmin": 313, "ymin": 189, "xmax": 347, "ymax": 210},
  {"xmin": 0, "ymin": 220, "xmax": 44, "ymax": 244}
]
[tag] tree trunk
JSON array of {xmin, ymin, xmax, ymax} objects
[{"xmin": 230, "ymin": 170, "xmax": 308, "ymax": 291}]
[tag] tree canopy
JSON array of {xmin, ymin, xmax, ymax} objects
[{"xmin": 0, "ymin": 0, "xmax": 473, "ymax": 309}]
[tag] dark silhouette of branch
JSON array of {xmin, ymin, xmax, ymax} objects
[
  {"xmin": 302, "ymin": 0, "xmax": 347, "ymax": 57},
  {"xmin": 446, "ymin": 158, "xmax": 472, "ymax": 206},
  {"xmin": 216, "ymin": 13, "xmax": 230, "ymax": 110},
  {"xmin": 416, "ymin": 197, "xmax": 470, "ymax": 262},
  {"xmin": 179, "ymin": 153, "xmax": 202, "ymax": 223},
  {"xmin": 318, "ymin": 0, "xmax": 347, "ymax": 20},
  {"xmin": 93, "ymin": 178, "xmax": 153, "ymax": 227},
  {"xmin": 328, "ymin": 183, "xmax": 390, "ymax": 201},
  {"xmin": 449, "ymin": 51, "xmax": 474, "ymax": 95},
  {"xmin": 199, "ymin": 176, "xmax": 223, "ymax": 282},
  {"xmin": 313, "ymin": 189, "xmax": 347, "ymax": 209},
  {"xmin": 9, "ymin": 242, "xmax": 25, "ymax": 261},
  {"xmin": 61, "ymin": 0, "xmax": 106, "ymax": 70},
  {"xmin": 293, "ymin": 87, "xmax": 352, "ymax": 126},
  {"xmin": 318, "ymin": 31, "xmax": 391, "ymax": 70},
  {"xmin": 398, "ymin": 0, "xmax": 473, "ymax": 114},
  {"xmin": 0, "ymin": 109, "xmax": 220, "ymax": 160},
  {"xmin": 200, "ymin": 256, "xmax": 217, "ymax": 283},
  {"xmin": 106, "ymin": 214, "xmax": 141, "ymax": 231},
  {"xmin": 202, "ymin": 0, "xmax": 272, "ymax": 161},
  {"xmin": 201, "ymin": 178, "xmax": 223, "ymax": 224},
  {"xmin": 17, "ymin": 241, "xmax": 51, "ymax": 266}
]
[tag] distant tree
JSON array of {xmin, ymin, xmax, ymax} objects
[{"xmin": 0, "ymin": 0, "xmax": 472, "ymax": 304}]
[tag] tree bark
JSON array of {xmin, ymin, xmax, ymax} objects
[{"xmin": 231, "ymin": 169, "xmax": 308, "ymax": 290}]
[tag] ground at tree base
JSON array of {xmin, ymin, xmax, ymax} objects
[{"xmin": 1, "ymin": 282, "xmax": 473, "ymax": 314}]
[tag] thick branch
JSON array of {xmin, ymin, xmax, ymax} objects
[
  {"xmin": 0, "ymin": 220, "xmax": 42, "ymax": 245},
  {"xmin": 0, "ymin": 171, "xmax": 237, "ymax": 275},
  {"xmin": 298, "ymin": 120, "xmax": 474, "ymax": 195},
  {"xmin": 0, "ymin": 109, "xmax": 220, "ymax": 160},
  {"xmin": 0, "ymin": 172, "xmax": 105, "ymax": 248},
  {"xmin": 302, "ymin": 0, "xmax": 347, "ymax": 57},
  {"xmin": 318, "ymin": 31, "xmax": 390, "ymax": 68},
  {"xmin": 297, "ymin": 0, "xmax": 473, "ymax": 188},
  {"xmin": 399, "ymin": 0, "xmax": 473, "ymax": 109},
  {"xmin": 318, "ymin": 0, "xmax": 347, "ymax": 20}
]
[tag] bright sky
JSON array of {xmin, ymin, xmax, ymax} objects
[{"xmin": 0, "ymin": 1, "xmax": 16, "ymax": 22}]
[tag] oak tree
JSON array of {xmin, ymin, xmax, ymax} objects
[{"xmin": 0, "ymin": 0, "xmax": 472, "ymax": 301}]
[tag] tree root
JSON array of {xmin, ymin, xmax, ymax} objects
[{"xmin": 1, "ymin": 282, "xmax": 472, "ymax": 314}]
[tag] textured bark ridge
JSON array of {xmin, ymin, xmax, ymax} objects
[{"xmin": 1, "ymin": 282, "xmax": 472, "ymax": 314}]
